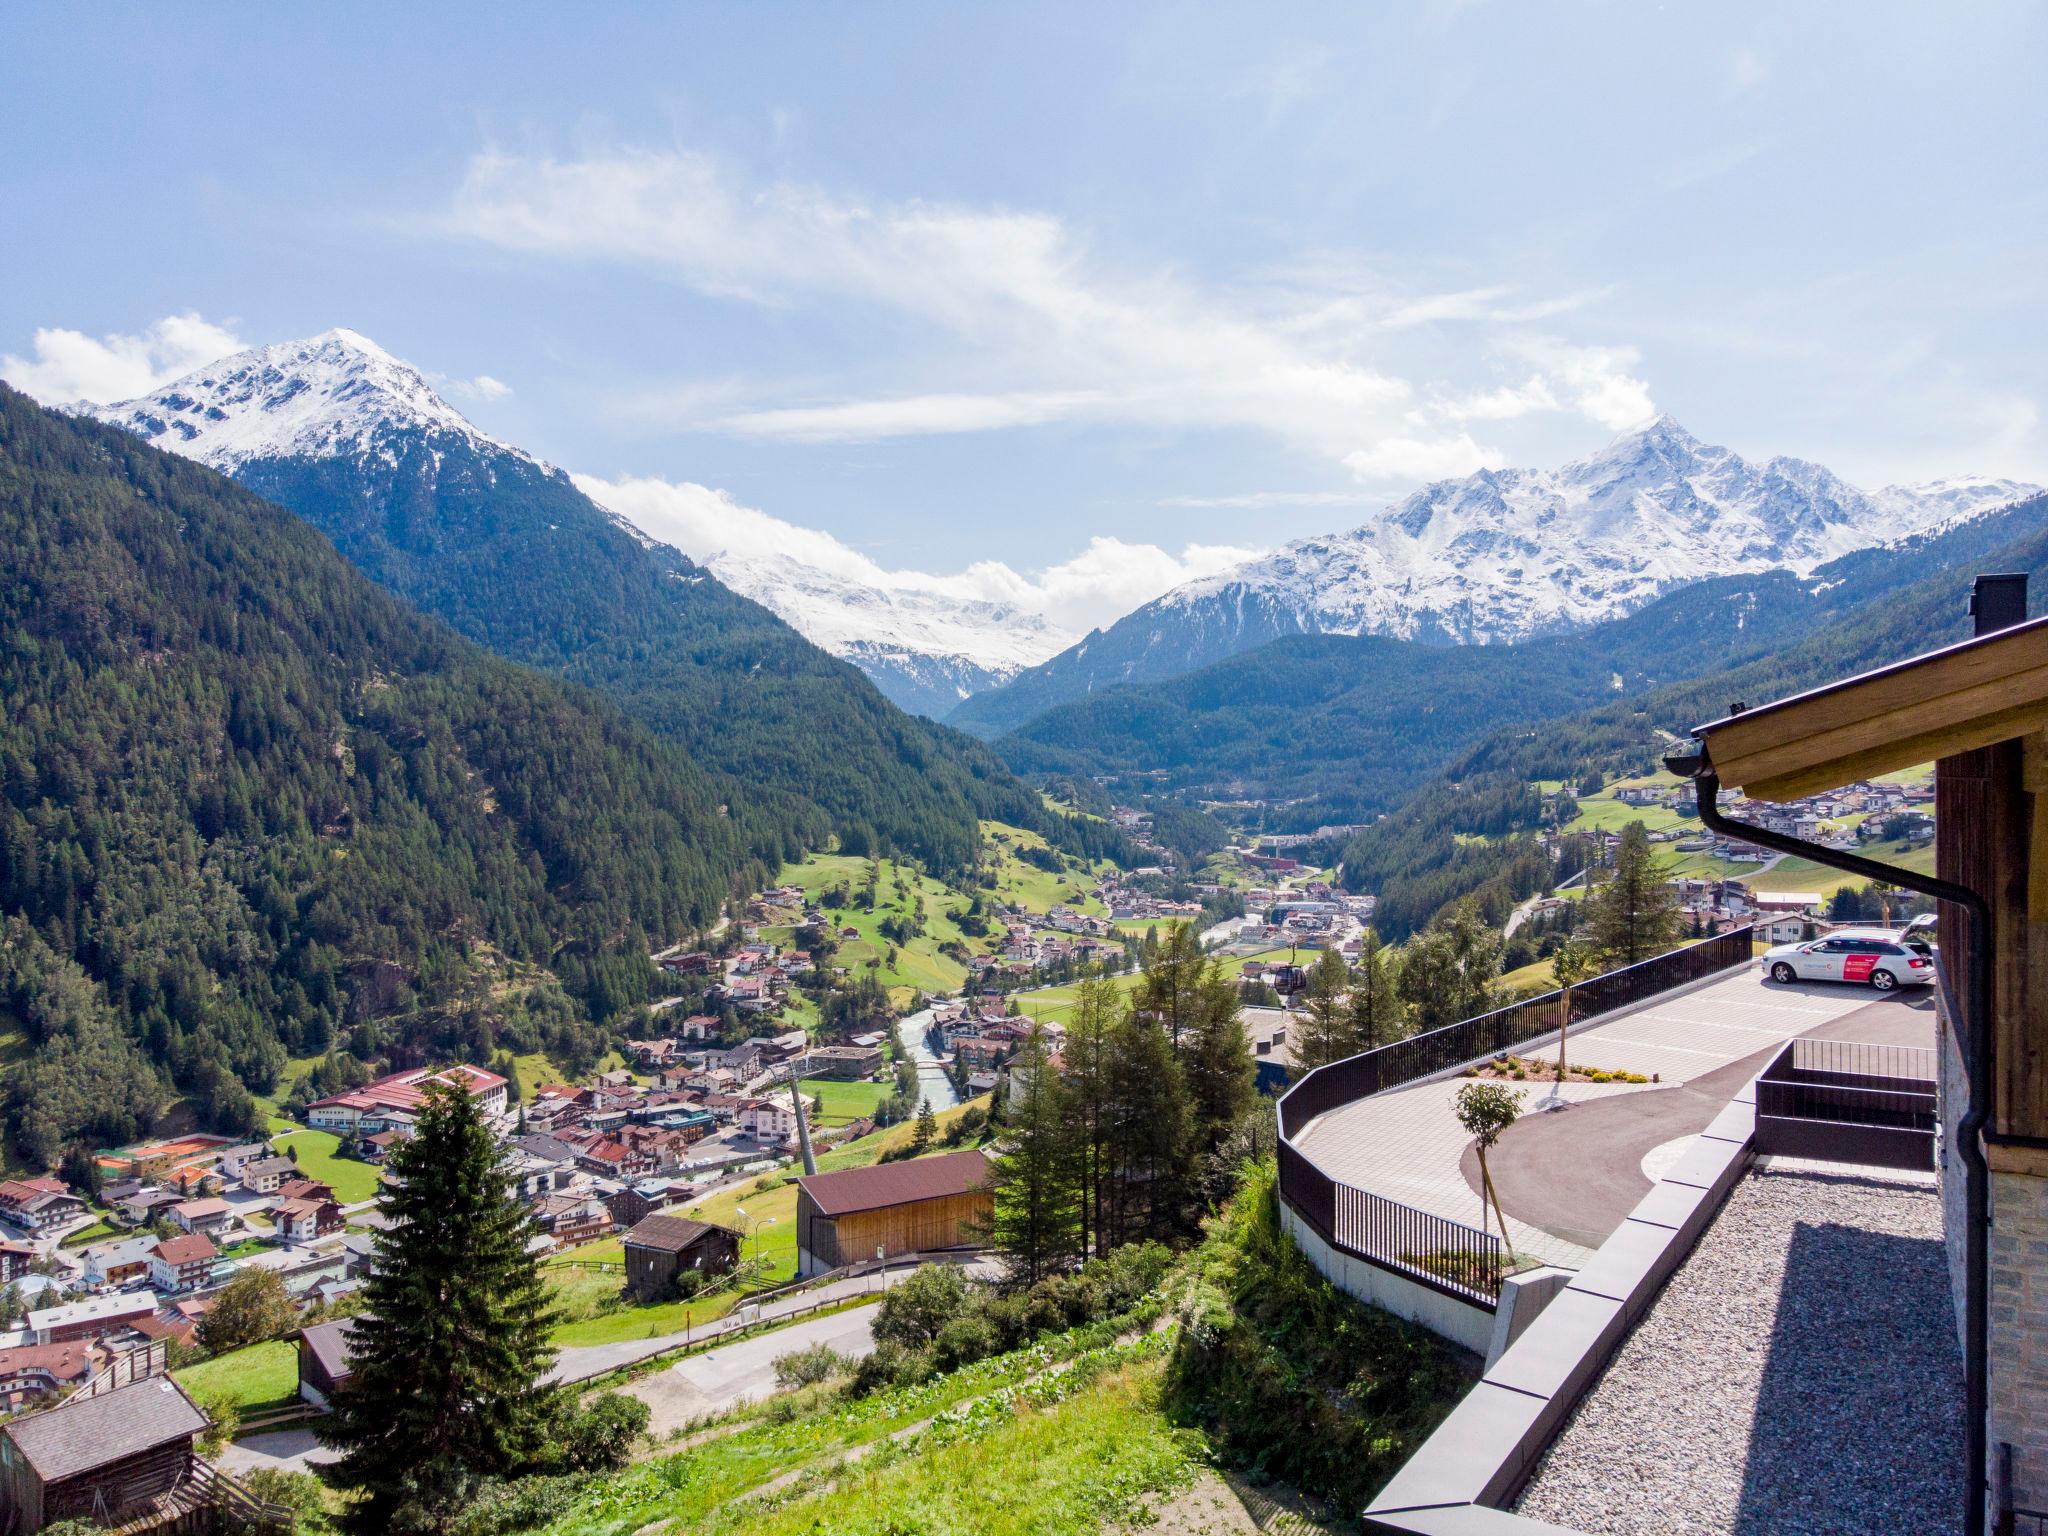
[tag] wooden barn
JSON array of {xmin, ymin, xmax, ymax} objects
[
  {"xmin": 794, "ymin": 1148, "xmax": 992, "ymax": 1276},
  {"xmin": 620, "ymin": 1215, "xmax": 740, "ymax": 1301},
  {"xmin": 0, "ymin": 1374, "xmax": 208, "ymax": 1532},
  {"xmin": 296, "ymin": 1317, "xmax": 359, "ymax": 1407}
]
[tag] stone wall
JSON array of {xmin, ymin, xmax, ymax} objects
[{"xmin": 1990, "ymin": 1166, "xmax": 2048, "ymax": 1514}]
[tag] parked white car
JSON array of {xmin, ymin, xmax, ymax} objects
[{"xmin": 1763, "ymin": 916, "xmax": 1938, "ymax": 992}]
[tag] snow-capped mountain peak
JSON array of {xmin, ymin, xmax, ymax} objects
[
  {"xmin": 950, "ymin": 419, "xmax": 2041, "ymax": 733},
  {"xmin": 83, "ymin": 328, "xmax": 519, "ymax": 472}
]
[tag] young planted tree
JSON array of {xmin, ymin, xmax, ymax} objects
[
  {"xmin": 980, "ymin": 1024, "xmax": 1084, "ymax": 1282},
  {"xmin": 1453, "ymin": 1080, "xmax": 1523, "ymax": 1263},
  {"xmin": 319, "ymin": 1081, "xmax": 560, "ymax": 1534},
  {"xmin": 1539, "ymin": 934, "xmax": 1598, "ymax": 1111},
  {"xmin": 1586, "ymin": 822, "xmax": 1681, "ymax": 969},
  {"xmin": 1346, "ymin": 929, "xmax": 1406, "ymax": 1050}
]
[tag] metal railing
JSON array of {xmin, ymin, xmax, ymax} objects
[
  {"xmin": 1755, "ymin": 1037, "xmax": 1938, "ymax": 1170},
  {"xmin": 1279, "ymin": 926, "xmax": 1759, "ymax": 1140},
  {"xmin": 1276, "ymin": 926, "xmax": 1761, "ymax": 1308}
]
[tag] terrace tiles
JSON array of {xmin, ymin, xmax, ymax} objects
[{"xmin": 1292, "ymin": 968, "xmax": 1886, "ymax": 1269}]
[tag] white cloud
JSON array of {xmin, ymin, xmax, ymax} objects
[
  {"xmin": 457, "ymin": 373, "xmax": 513, "ymax": 401},
  {"xmin": 575, "ymin": 470, "xmax": 1260, "ymax": 635},
  {"xmin": 1436, "ymin": 374, "xmax": 1561, "ymax": 422},
  {"xmin": 1507, "ymin": 337, "xmax": 1657, "ymax": 432},
  {"xmin": 1728, "ymin": 47, "xmax": 1769, "ymax": 96},
  {"xmin": 1, "ymin": 312, "xmax": 244, "ymax": 405},
  {"xmin": 441, "ymin": 147, "xmax": 1618, "ymax": 481}
]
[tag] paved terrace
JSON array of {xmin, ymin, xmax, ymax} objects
[{"xmin": 1292, "ymin": 967, "xmax": 1939, "ymax": 1269}]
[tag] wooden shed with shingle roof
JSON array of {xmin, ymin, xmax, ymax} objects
[
  {"xmin": 620, "ymin": 1214, "xmax": 740, "ymax": 1302},
  {"xmin": 0, "ymin": 1373, "xmax": 208, "ymax": 1531}
]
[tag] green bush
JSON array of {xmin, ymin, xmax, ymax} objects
[
  {"xmin": 547, "ymin": 1391, "xmax": 650, "ymax": 1472},
  {"xmin": 1164, "ymin": 1158, "xmax": 1475, "ymax": 1512}
]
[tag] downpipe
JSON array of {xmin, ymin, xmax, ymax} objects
[{"xmin": 1666, "ymin": 757, "xmax": 1994, "ymax": 1536}]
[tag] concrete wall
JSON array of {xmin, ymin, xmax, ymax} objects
[{"xmin": 1279, "ymin": 1203, "xmax": 1497, "ymax": 1357}]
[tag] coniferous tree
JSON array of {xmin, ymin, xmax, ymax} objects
[
  {"xmin": 980, "ymin": 1024, "xmax": 1084, "ymax": 1282},
  {"xmin": 1346, "ymin": 929, "xmax": 1407, "ymax": 1049},
  {"xmin": 1182, "ymin": 970, "xmax": 1256, "ymax": 1154},
  {"xmin": 1099, "ymin": 1009, "xmax": 1189, "ymax": 1248},
  {"xmin": 1586, "ymin": 823, "xmax": 1680, "ymax": 969},
  {"xmin": 1398, "ymin": 901, "xmax": 1502, "ymax": 1034},
  {"xmin": 1135, "ymin": 921, "xmax": 1208, "ymax": 1048},
  {"xmin": 910, "ymin": 1098, "xmax": 937, "ymax": 1156},
  {"xmin": 320, "ymin": 1082, "xmax": 559, "ymax": 1534},
  {"xmin": 1295, "ymin": 948, "xmax": 1355, "ymax": 1069},
  {"xmin": 1059, "ymin": 978, "xmax": 1120, "ymax": 1256}
]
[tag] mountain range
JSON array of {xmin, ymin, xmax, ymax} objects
[
  {"xmin": 950, "ymin": 418, "xmax": 2036, "ymax": 735},
  {"xmin": 83, "ymin": 329, "xmax": 1110, "ymax": 877}
]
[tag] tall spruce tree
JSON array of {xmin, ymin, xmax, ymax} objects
[
  {"xmin": 1060, "ymin": 977, "xmax": 1120, "ymax": 1256},
  {"xmin": 1586, "ymin": 822, "xmax": 1680, "ymax": 968},
  {"xmin": 1135, "ymin": 921, "xmax": 1209, "ymax": 1048},
  {"xmin": 1347, "ymin": 929, "xmax": 1407, "ymax": 1049},
  {"xmin": 320, "ymin": 1082, "xmax": 559, "ymax": 1534},
  {"xmin": 1182, "ymin": 967, "xmax": 1256, "ymax": 1152},
  {"xmin": 1295, "ymin": 947, "xmax": 1356, "ymax": 1069},
  {"xmin": 981, "ymin": 1024, "xmax": 1084, "ymax": 1282},
  {"xmin": 1398, "ymin": 901, "xmax": 1502, "ymax": 1033},
  {"xmin": 1099, "ymin": 1008, "xmax": 1189, "ymax": 1249}
]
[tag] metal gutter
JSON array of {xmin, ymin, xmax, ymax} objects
[{"xmin": 1663, "ymin": 751, "xmax": 1993, "ymax": 1536}]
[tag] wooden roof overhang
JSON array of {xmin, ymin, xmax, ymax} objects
[{"xmin": 1692, "ymin": 613, "xmax": 2048, "ymax": 802}]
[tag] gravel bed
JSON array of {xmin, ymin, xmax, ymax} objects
[{"xmin": 1515, "ymin": 1163, "xmax": 1962, "ymax": 1535}]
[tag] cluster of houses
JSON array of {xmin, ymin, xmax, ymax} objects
[
  {"xmin": 926, "ymin": 1001, "xmax": 1067, "ymax": 1096},
  {"xmin": 966, "ymin": 906, "xmax": 1127, "ymax": 984}
]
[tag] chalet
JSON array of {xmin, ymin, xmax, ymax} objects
[
  {"xmin": 794, "ymin": 1149, "xmax": 992, "ymax": 1276},
  {"xmin": 737, "ymin": 1099, "xmax": 797, "ymax": 1143},
  {"xmin": 234, "ymin": 1156, "xmax": 299, "ymax": 1195},
  {"xmin": 0, "ymin": 1341, "xmax": 94, "ymax": 1410},
  {"xmin": 296, "ymin": 1317, "xmax": 358, "ymax": 1406},
  {"xmin": 0, "ymin": 1179, "xmax": 83, "ymax": 1234},
  {"xmin": 620, "ymin": 1214, "xmax": 741, "ymax": 1301},
  {"xmin": 276, "ymin": 1176, "xmax": 336, "ymax": 1206},
  {"xmin": 305, "ymin": 1062, "xmax": 509, "ymax": 1134},
  {"xmin": 362, "ymin": 1129, "xmax": 408, "ymax": 1162},
  {"xmin": 0, "ymin": 1371, "xmax": 215, "ymax": 1532},
  {"xmin": 272, "ymin": 1198, "xmax": 344, "ymax": 1243},
  {"xmin": 80, "ymin": 1235, "xmax": 158, "ymax": 1290},
  {"xmin": 148, "ymin": 1234, "xmax": 218, "ymax": 1294},
  {"xmin": 168, "ymin": 1198, "xmax": 231, "ymax": 1237},
  {"xmin": 0, "ymin": 1240, "xmax": 35, "ymax": 1282},
  {"xmin": 27, "ymin": 1293, "xmax": 159, "ymax": 1345},
  {"xmin": 211, "ymin": 1142, "xmax": 274, "ymax": 1177},
  {"xmin": 531, "ymin": 1194, "xmax": 610, "ymax": 1249},
  {"xmin": 111, "ymin": 1188, "xmax": 180, "ymax": 1226},
  {"xmin": 661, "ymin": 950, "xmax": 714, "ymax": 975},
  {"xmin": 953, "ymin": 1036, "xmax": 1014, "ymax": 1072}
]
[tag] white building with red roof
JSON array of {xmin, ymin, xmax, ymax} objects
[{"xmin": 305, "ymin": 1063, "xmax": 508, "ymax": 1134}]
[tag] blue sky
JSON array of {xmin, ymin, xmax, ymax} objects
[{"xmin": 3, "ymin": 1, "xmax": 2044, "ymax": 628}]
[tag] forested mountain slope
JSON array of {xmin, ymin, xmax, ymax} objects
[
  {"xmin": 0, "ymin": 385, "xmax": 788, "ymax": 1163},
  {"xmin": 995, "ymin": 492, "xmax": 2048, "ymax": 828},
  {"xmin": 1342, "ymin": 494, "xmax": 2048, "ymax": 936},
  {"xmin": 92, "ymin": 332, "xmax": 1104, "ymax": 876}
]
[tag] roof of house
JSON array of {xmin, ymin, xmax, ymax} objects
[
  {"xmin": 26, "ymin": 1292, "xmax": 160, "ymax": 1332},
  {"xmin": 1693, "ymin": 611, "xmax": 2048, "ymax": 801},
  {"xmin": 1, "ymin": 1374, "xmax": 208, "ymax": 1483},
  {"xmin": 153, "ymin": 1233, "xmax": 218, "ymax": 1265},
  {"xmin": 306, "ymin": 1062, "xmax": 507, "ymax": 1115},
  {"xmin": 239, "ymin": 1156, "xmax": 298, "ymax": 1179},
  {"xmin": 796, "ymin": 1148, "xmax": 992, "ymax": 1217},
  {"xmin": 299, "ymin": 1317, "xmax": 360, "ymax": 1384},
  {"xmin": 0, "ymin": 1340, "xmax": 94, "ymax": 1382},
  {"xmin": 622, "ymin": 1214, "xmax": 734, "ymax": 1253},
  {"xmin": 172, "ymin": 1198, "xmax": 228, "ymax": 1218}
]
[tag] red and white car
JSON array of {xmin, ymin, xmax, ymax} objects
[{"xmin": 1763, "ymin": 916, "xmax": 1938, "ymax": 992}]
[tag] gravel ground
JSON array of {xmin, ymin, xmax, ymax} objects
[{"xmin": 1516, "ymin": 1162, "xmax": 1962, "ymax": 1536}]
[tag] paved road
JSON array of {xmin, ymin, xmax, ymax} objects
[
  {"xmin": 219, "ymin": 1426, "xmax": 335, "ymax": 1478},
  {"xmin": 547, "ymin": 1256, "xmax": 997, "ymax": 1384},
  {"xmin": 624, "ymin": 1302, "xmax": 881, "ymax": 1434}
]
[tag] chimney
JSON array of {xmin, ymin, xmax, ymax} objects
[{"xmin": 1971, "ymin": 572, "xmax": 2028, "ymax": 638}]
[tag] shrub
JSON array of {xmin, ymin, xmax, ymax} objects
[
  {"xmin": 773, "ymin": 1342, "xmax": 853, "ymax": 1390},
  {"xmin": 932, "ymin": 1310, "xmax": 999, "ymax": 1371},
  {"xmin": 847, "ymin": 1338, "xmax": 932, "ymax": 1397},
  {"xmin": 236, "ymin": 1468, "xmax": 331, "ymax": 1532},
  {"xmin": 873, "ymin": 1263, "xmax": 969, "ymax": 1349},
  {"xmin": 549, "ymin": 1392, "xmax": 650, "ymax": 1472},
  {"xmin": 448, "ymin": 1474, "xmax": 590, "ymax": 1536}
]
